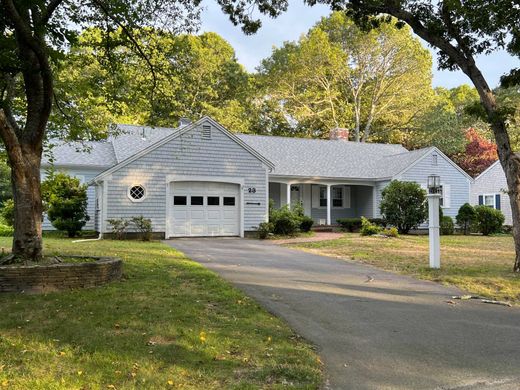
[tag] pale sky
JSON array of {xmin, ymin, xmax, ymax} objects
[{"xmin": 200, "ymin": 0, "xmax": 519, "ymax": 89}]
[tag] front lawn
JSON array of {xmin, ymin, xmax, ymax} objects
[
  {"xmin": 291, "ymin": 233, "xmax": 520, "ymax": 303},
  {"xmin": 0, "ymin": 238, "xmax": 321, "ymax": 389}
]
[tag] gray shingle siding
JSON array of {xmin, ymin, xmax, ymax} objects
[
  {"xmin": 397, "ymin": 149, "xmax": 470, "ymax": 219},
  {"xmin": 471, "ymin": 161, "xmax": 511, "ymax": 225},
  {"xmin": 102, "ymin": 121, "xmax": 268, "ymax": 234}
]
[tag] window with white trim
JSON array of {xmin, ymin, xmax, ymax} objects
[
  {"xmin": 484, "ymin": 194, "xmax": 496, "ymax": 208},
  {"xmin": 332, "ymin": 187, "xmax": 343, "ymax": 208},
  {"xmin": 128, "ymin": 185, "xmax": 146, "ymax": 202},
  {"xmin": 432, "ymin": 153, "xmax": 438, "ymax": 166}
]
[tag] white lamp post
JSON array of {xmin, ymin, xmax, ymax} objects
[{"xmin": 427, "ymin": 175, "xmax": 441, "ymax": 269}]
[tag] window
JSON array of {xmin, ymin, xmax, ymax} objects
[
  {"xmin": 191, "ymin": 196, "xmax": 203, "ymax": 205},
  {"xmin": 484, "ymin": 194, "xmax": 495, "ymax": 207},
  {"xmin": 439, "ymin": 185, "xmax": 443, "ymax": 207},
  {"xmin": 432, "ymin": 153, "xmax": 438, "ymax": 166},
  {"xmin": 128, "ymin": 185, "xmax": 146, "ymax": 202},
  {"xmin": 319, "ymin": 186, "xmax": 327, "ymax": 207},
  {"xmin": 332, "ymin": 187, "xmax": 343, "ymax": 208},
  {"xmin": 174, "ymin": 196, "xmax": 187, "ymax": 205},
  {"xmin": 202, "ymin": 125, "xmax": 212, "ymax": 139},
  {"xmin": 207, "ymin": 196, "xmax": 220, "ymax": 206},
  {"xmin": 223, "ymin": 197, "xmax": 235, "ymax": 206}
]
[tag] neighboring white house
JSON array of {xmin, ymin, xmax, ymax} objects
[
  {"xmin": 41, "ymin": 116, "xmax": 472, "ymax": 237},
  {"xmin": 470, "ymin": 160, "xmax": 512, "ymax": 225}
]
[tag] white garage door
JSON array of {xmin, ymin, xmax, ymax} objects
[{"xmin": 168, "ymin": 181, "xmax": 240, "ymax": 237}]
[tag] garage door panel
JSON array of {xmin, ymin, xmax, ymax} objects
[
  {"xmin": 169, "ymin": 181, "xmax": 240, "ymax": 237},
  {"xmin": 207, "ymin": 210, "xmax": 221, "ymax": 220}
]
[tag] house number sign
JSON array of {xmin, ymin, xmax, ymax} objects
[{"xmin": 247, "ymin": 187, "xmax": 256, "ymax": 193}]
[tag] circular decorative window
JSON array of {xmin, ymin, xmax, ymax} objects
[{"xmin": 128, "ymin": 185, "xmax": 146, "ymax": 202}]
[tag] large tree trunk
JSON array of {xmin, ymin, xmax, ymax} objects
[{"xmin": 11, "ymin": 145, "xmax": 43, "ymax": 260}]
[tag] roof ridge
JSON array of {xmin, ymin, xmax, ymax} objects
[{"xmin": 237, "ymin": 133, "xmax": 406, "ymax": 148}]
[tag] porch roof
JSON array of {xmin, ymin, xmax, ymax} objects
[{"xmin": 237, "ymin": 134, "xmax": 432, "ymax": 180}]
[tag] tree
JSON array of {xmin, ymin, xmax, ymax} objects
[
  {"xmin": 258, "ymin": 12, "xmax": 433, "ymax": 140},
  {"xmin": 42, "ymin": 173, "xmax": 89, "ymax": 238},
  {"xmin": 452, "ymin": 128, "xmax": 498, "ymax": 177},
  {"xmin": 380, "ymin": 180, "xmax": 427, "ymax": 234},
  {"xmin": 302, "ymin": 1, "xmax": 520, "ymax": 271},
  {"xmin": 60, "ymin": 29, "xmax": 255, "ymax": 132},
  {"xmin": 1, "ymin": 0, "xmax": 268, "ymax": 262},
  {"xmin": 456, "ymin": 203, "xmax": 476, "ymax": 235}
]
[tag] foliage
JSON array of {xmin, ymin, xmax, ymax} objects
[
  {"xmin": 257, "ymin": 12, "xmax": 433, "ymax": 140},
  {"xmin": 256, "ymin": 222, "xmax": 274, "ymax": 239},
  {"xmin": 41, "ymin": 173, "xmax": 89, "ymax": 238},
  {"xmin": 360, "ymin": 217, "xmax": 382, "ymax": 236},
  {"xmin": 107, "ymin": 219, "xmax": 131, "ymax": 240},
  {"xmin": 60, "ymin": 29, "xmax": 255, "ymax": 131},
  {"xmin": 269, "ymin": 205, "xmax": 301, "ymax": 236},
  {"xmin": 0, "ymin": 238, "xmax": 321, "ymax": 388},
  {"xmin": 474, "ymin": 206, "xmax": 505, "ymax": 236},
  {"xmin": 0, "ymin": 199, "xmax": 14, "ymax": 227},
  {"xmin": 456, "ymin": 203, "xmax": 477, "ymax": 235},
  {"xmin": 0, "ymin": 224, "xmax": 13, "ymax": 237},
  {"xmin": 130, "ymin": 216, "xmax": 153, "ymax": 241},
  {"xmin": 337, "ymin": 218, "xmax": 363, "ymax": 232},
  {"xmin": 299, "ymin": 216, "xmax": 315, "ymax": 232},
  {"xmin": 382, "ymin": 227, "xmax": 399, "ymax": 238},
  {"xmin": 380, "ymin": 181, "xmax": 427, "ymax": 234},
  {"xmin": 440, "ymin": 216, "xmax": 455, "ymax": 236},
  {"xmin": 452, "ymin": 128, "xmax": 498, "ymax": 177},
  {"xmin": 0, "ymin": 159, "xmax": 11, "ymax": 206}
]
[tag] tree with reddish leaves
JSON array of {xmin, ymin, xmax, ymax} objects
[{"xmin": 453, "ymin": 128, "xmax": 498, "ymax": 178}]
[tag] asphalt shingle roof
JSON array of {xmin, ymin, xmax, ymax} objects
[
  {"xmin": 43, "ymin": 122, "xmax": 432, "ymax": 180},
  {"xmin": 236, "ymin": 134, "xmax": 427, "ymax": 179}
]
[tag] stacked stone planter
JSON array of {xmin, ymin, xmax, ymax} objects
[{"xmin": 0, "ymin": 256, "xmax": 123, "ymax": 293}]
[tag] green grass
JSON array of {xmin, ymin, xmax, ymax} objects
[
  {"xmin": 291, "ymin": 233, "xmax": 520, "ymax": 303},
  {"xmin": 0, "ymin": 238, "xmax": 321, "ymax": 389}
]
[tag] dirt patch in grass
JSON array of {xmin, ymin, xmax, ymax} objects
[{"xmin": 291, "ymin": 233, "xmax": 520, "ymax": 303}]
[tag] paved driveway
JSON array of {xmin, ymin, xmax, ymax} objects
[{"xmin": 166, "ymin": 238, "xmax": 520, "ymax": 390}]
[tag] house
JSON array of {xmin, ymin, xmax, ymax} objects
[
  {"xmin": 470, "ymin": 160, "xmax": 512, "ymax": 225},
  {"xmin": 41, "ymin": 116, "xmax": 472, "ymax": 237}
]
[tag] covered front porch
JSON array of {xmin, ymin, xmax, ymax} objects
[{"xmin": 268, "ymin": 179, "xmax": 377, "ymax": 225}]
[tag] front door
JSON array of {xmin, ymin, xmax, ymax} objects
[{"xmin": 291, "ymin": 184, "xmax": 302, "ymax": 207}]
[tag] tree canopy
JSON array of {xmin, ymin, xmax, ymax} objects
[{"xmin": 258, "ymin": 12, "xmax": 433, "ymax": 140}]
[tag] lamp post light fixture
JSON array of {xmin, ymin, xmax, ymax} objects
[{"xmin": 427, "ymin": 175, "xmax": 441, "ymax": 268}]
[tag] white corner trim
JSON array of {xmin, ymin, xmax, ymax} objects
[{"xmin": 101, "ymin": 180, "xmax": 108, "ymax": 235}]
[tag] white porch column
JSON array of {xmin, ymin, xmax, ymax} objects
[
  {"xmin": 326, "ymin": 184, "xmax": 331, "ymax": 225},
  {"xmin": 286, "ymin": 183, "xmax": 291, "ymax": 207}
]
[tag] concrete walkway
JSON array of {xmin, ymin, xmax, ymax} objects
[{"xmin": 166, "ymin": 238, "xmax": 520, "ymax": 390}]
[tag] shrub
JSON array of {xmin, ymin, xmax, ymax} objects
[
  {"xmin": 257, "ymin": 222, "xmax": 274, "ymax": 239},
  {"xmin": 41, "ymin": 173, "xmax": 89, "ymax": 238},
  {"xmin": 360, "ymin": 217, "xmax": 381, "ymax": 236},
  {"xmin": 107, "ymin": 218, "xmax": 130, "ymax": 240},
  {"xmin": 131, "ymin": 216, "xmax": 153, "ymax": 241},
  {"xmin": 456, "ymin": 203, "xmax": 476, "ymax": 235},
  {"xmin": 440, "ymin": 216, "xmax": 455, "ymax": 235},
  {"xmin": 337, "ymin": 218, "xmax": 362, "ymax": 232},
  {"xmin": 0, "ymin": 199, "xmax": 14, "ymax": 227},
  {"xmin": 270, "ymin": 205, "xmax": 300, "ymax": 235},
  {"xmin": 299, "ymin": 216, "xmax": 314, "ymax": 232},
  {"xmin": 474, "ymin": 205, "xmax": 505, "ymax": 235},
  {"xmin": 0, "ymin": 223, "xmax": 13, "ymax": 237},
  {"xmin": 380, "ymin": 180, "xmax": 427, "ymax": 234},
  {"xmin": 382, "ymin": 227, "xmax": 399, "ymax": 238}
]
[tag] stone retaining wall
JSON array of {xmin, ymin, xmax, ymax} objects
[{"xmin": 0, "ymin": 257, "xmax": 123, "ymax": 293}]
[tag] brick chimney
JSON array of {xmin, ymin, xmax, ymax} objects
[{"xmin": 329, "ymin": 127, "xmax": 350, "ymax": 141}]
